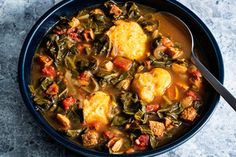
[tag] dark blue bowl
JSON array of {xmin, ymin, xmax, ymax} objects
[{"xmin": 18, "ymin": 0, "xmax": 224, "ymax": 156}]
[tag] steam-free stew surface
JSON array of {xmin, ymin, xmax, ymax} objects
[{"xmin": 29, "ymin": 1, "xmax": 203, "ymax": 154}]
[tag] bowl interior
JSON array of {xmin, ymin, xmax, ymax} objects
[{"xmin": 19, "ymin": 0, "xmax": 224, "ymax": 156}]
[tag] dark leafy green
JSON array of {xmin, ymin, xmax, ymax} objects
[{"xmin": 120, "ymin": 91, "xmax": 141, "ymax": 115}]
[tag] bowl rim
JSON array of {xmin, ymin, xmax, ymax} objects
[{"xmin": 18, "ymin": 0, "xmax": 224, "ymax": 156}]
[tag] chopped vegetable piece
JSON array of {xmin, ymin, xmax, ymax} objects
[
  {"xmin": 100, "ymin": 60, "xmax": 114, "ymax": 72},
  {"xmin": 56, "ymin": 113, "xmax": 70, "ymax": 129},
  {"xmin": 68, "ymin": 17, "xmax": 80, "ymax": 28}
]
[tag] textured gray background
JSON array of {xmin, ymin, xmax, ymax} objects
[{"xmin": 0, "ymin": 0, "xmax": 236, "ymax": 156}]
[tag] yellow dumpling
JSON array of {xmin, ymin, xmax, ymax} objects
[
  {"xmin": 133, "ymin": 68, "xmax": 172, "ymax": 103},
  {"xmin": 106, "ymin": 20, "xmax": 148, "ymax": 60},
  {"xmin": 83, "ymin": 91, "xmax": 111, "ymax": 125},
  {"xmin": 150, "ymin": 68, "xmax": 172, "ymax": 96}
]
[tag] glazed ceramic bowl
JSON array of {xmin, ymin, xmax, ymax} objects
[{"xmin": 18, "ymin": 0, "xmax": 224, "ymax": 156}]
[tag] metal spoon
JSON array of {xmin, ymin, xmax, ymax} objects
[{"xmin": 160, "ymin": 12, "xmax": 236, "ymax": 111}]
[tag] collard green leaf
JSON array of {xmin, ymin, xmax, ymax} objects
[
  {"xmin": 123, "ymin": 2, "xmax": 141, "ymax": 19},
  {"xmin": 111, "ymin": 114, "xmax": 129, "ymax": 126},
  {"xmin": 33, "ymin": 96, "xmax": 51, "ymax": 106},
  {"xmin": 120, "ymin": 91, "xmax": 140, "ymax": 115},
  {"xmin": 28, "ymin": 85, "xmax": 36, "ymax": 96},
  {"xmin": 40, "ymin": 77, "xmax": 53, "ymax": 90},
  {"xmin": 134, "ymin": 110, "xmax": 144, "ymax": 121},
  {"xmin": 150, "ymin": 135, "xmax": 159, "ymax": 149},
  {"xmin": 66, "ymin": 128, "xmax": 85, "ymax": 137},
  {"xmin": 65, "ymin": 55, "xmax": 77, "ymax": 70},
  {"xmin": 138, "ymin": 125, "xmax": 152, "ymax": 135},
  {"xmin": 76, "ymin": 57, "xmax": 98, "ymax": 72}
]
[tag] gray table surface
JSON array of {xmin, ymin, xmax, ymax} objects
[{"xmin": 0, "ymin": 0, "xmax": 236, "ymax": 156}]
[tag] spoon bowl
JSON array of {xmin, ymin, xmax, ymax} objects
[{"xmin": 160, "ymin": 12, "xmax": 236, "ymax": 111}]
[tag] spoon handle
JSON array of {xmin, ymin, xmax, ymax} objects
[{"xmin": 191, "ymin": 52, "xmax": 236, "ymax": 111}]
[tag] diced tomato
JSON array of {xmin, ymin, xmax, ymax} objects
[
  {"xmin": 67, "ymin": 27, "xmax": 77, "ymax": 34},
  {"xmin": 186, "ymin": 90, "xmax": 199, "ymax": 100},
  {"xmin": 46, "ymin": 83, "xmax": 59, "ymax": 95},
  {"xmin": 134, "ymin": 134, "xmax": 149, "ymax": 150},
  {"xmin": 62, "ymin": 97, "xmax": 77, "ymax": 110},
  {"xmin": 69, "ymin": 32, "xmax": 81, "ymax": 42},
  {"xmin": 146, "ymin": 104, "xmax": 160, "ymax": 112},
  {"xmin": 42, "ymin": 66, "xmax": 56, "ymax": 78},
  {"xmin": 103, "ymin": 130, "xmax": 115, "ymax": 139},
  {"xmin": 77, "ymin": 71, "xmax": 91, "ymax": 86},
  {"xmin": 113, "ymin": 57, "xmax": 133, "ymax": 71}
]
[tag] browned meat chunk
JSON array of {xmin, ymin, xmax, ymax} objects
[
  {"xmin": 149, "ymin": 121, "xmax": 165, "ymax": 138},
  {"xmin": 164, "ymin": 117, "xmax": 174, "ymax": 131},
  {"xmin": 188, "ymin": 66, "xmax": 202, "ymax": 89},
  {"xmin": 181, "ymin": 96, "xmax": 193, "ymax": 108},
  {"xmin": 82, "ymin": 130, "xmax": 100, "ymax": 147},
  {"xmin": 180, "ymin": 107, "xmax": 198, "ymax": 122}
]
